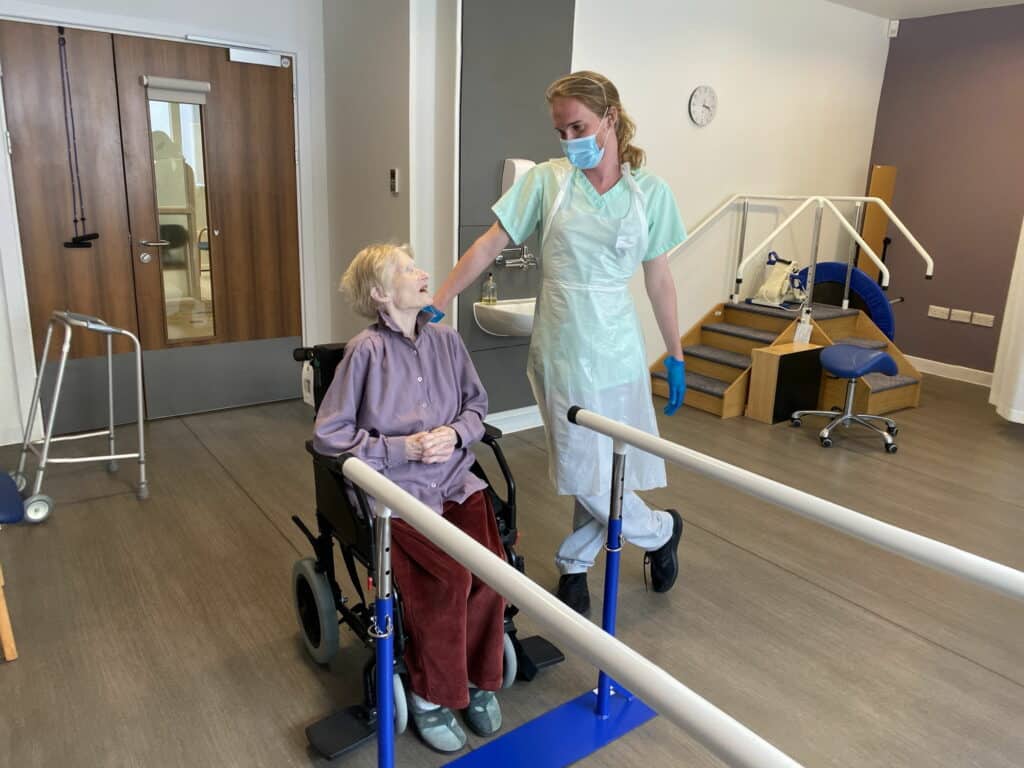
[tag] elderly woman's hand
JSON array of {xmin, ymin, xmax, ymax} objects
[
  {"xmin": 404, "ymin": 431, "xmax": 431, "ymax": 462},
  {"xmin": 419, "ymin": 426, "xmax": 458, "ymax": 464}
]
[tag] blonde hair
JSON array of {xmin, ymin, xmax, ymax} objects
[
  {"xmin": 545, "ymin": 70, "xmax": 645, "ymax": 169},
  {"xmin": 341, "ymin": 242, "xmax": 413, "ymax": 318}
]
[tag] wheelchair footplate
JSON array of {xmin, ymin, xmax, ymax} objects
[
  {"xmin": 306, "ymin": 705, "xmax": 377, "ymax": 760},
  {"xmin": 513, "ymin": 634, "xmax": 566, "ymax": 681}
]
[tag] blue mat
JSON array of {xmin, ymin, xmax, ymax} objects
[{"xmin": 445, "ymin": 686, "xmax": 656, "ymax": 768}]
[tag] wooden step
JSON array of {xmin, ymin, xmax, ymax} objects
[
  {"xmin": 722, "ymin": 303, "xmax": 793, "ymax": 333},
  {"xmin": 652, "ymin": 369, "xmax": 748, "ymax": 418},
  {"xmin": 819, "ymin": 372, "xmax": 921, "ymax": 415},
  {"xmin": 683, "ymin": 344, "xmax": 751, "ymax": 383},
  {"xmin": 701, "ymin": 322, "xmax": 778, "ymax": 356},
  {"xmin": 831, "ymin": 336, "xmax": 888, "ymax": 350}
]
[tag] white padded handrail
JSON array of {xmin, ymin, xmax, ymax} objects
[
  {"xmin": 569, "ymin": 409, "xmax": 1024, "ymax": 603},
  {"xmin": 339, "ymin": 455, "xmax": 805, "ymax": 768}
]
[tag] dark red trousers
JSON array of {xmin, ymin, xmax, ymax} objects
[{"xmin": 391, "ymin": 490, "xmax": 506, "ymax": 709}]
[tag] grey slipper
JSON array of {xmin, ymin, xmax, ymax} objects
[
  {"xmin": 411, "ymin": 705, "xmax": 467, "ymax": 753},
  {"xmin": 464, "ymin": 688, "xmax": 502, "ymax": 736}
]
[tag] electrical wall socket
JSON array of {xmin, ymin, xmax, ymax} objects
[
  {"xmin": 950, "ymin": 309, "xmax": 972, "ymax": 323},
  {"xmin": 971, "ymin": 312, "xmax": 995, "ymax": 327},
  {"xmin": 927, "ymin": 305, "xmax": 950, "ymax": 319}
]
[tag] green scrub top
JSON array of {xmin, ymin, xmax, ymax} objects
[{"xmin": 492, "ymin": 158, "xmax": 687, "ymax": 260}]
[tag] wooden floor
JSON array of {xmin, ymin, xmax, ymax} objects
[{"xmin": 1, "ymin": 375, "xmax": 1022, "ymax": 767}]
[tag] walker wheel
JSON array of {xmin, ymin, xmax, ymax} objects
[
  {"xmin": 107, "ymin": 460, "xmax": 119, "ymax": 473},
  {"xmin": 292, "ymin": 557, "xmax": 340, "ymax": 664},
  {"xmin": 790, "ymin": 418, "xmax": 802, "ymax": 428},
  {"xmin": 819, "ymin": 437, "xmax": 833, "ymax": 448},
  {"xmin": 885, "ymin": 443, "xmax": 898, "ymax": 454},
  {"xmin": 23, "ymin": 494, "xmax": 53, "ymax": 523},
  {"xmin": 10, "ymin": 471, "xmax": 28, "ymax": 496},
  {"xmin": 887, "ymin": 426, "xmax": 899, "ymax": 437}
]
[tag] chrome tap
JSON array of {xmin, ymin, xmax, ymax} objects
[{"xmin": 496, "ymin": 245, "xmax": 537, "ymax": 270}]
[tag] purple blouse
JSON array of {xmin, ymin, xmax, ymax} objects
[{"xmin": 313, "ymin": 311, "xmax": 488, "ymax": 514}]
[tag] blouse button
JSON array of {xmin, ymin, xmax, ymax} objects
[
  {"xmin": 430, "ymin": 482, "xmax": 437, "ymax": 488},
  {"xmin": 417, "ymin": 376, "xmax": 423, "ymax": 383}
]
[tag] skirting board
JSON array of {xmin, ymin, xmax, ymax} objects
[
  {"xmin": 905, "ymin": 356, "xmax": 992, "ymax": 388},
  {"xmin": 486, "ymin": 404, "xmax": 542, "ymax": 434},
  {"xmin": 1, "ymin": 426, "xmax": 25, "ymax": 448}
]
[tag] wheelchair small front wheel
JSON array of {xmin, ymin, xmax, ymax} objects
[
  {"xmin": 292, "ymin": 557, "xmax": 340, "ymax": 665},
  {"xmin": 501, "ymin": 632, "xmax": 518, "ymax": 688}
]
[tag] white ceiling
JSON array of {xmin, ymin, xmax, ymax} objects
[{"xmin": 826, "ymin": 0, "xmax": 1023, "ymax": 19}]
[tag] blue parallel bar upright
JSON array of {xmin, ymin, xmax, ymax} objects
[
  {"xmin": 373, "ymin": 507, "xmax": 396, "ymax": 768},
  {"xmin": 596, "ymin": 446, "xmax": 626, "ymax": 718}
]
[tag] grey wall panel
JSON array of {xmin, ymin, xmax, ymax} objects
[
  {"xmin": 470, "ymin": 345, "xmax": 534, "ymax": 413},
  {"xmin": 459, "ymin": 0, "xmax": 574, "ymax": 226},
  {"xmin": 143, "ymin": 337, "xmax": 301, "ymax": 419},
  {"xmin": 458, "ymin": 0, "xmax": 573, "ymax": 413},
  {"xmin": 40, "ymin": 354, "xmax": 142, "ymax": 436}
]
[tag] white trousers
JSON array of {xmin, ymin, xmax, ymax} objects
[{"xmin": 555, "ymin": 492, "xmax": 673, "ymax": 574}]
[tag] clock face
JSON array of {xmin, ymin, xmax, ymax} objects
[{"xmin": 688, "ymin": 85, "xmax": 717, "ymax": 127}]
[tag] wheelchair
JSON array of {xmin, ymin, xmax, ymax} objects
[{"xmin": 291, "ymin": 343, "xmax": 563, "ymax": 759}]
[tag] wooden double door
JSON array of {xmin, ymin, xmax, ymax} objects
[{"xmin": 0, "ymin": 20, "xmax": 301, "ymax": 432}]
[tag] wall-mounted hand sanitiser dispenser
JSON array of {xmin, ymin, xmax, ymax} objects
[{"xmin": 501, "ymin": 158, "xmax": 536, "ymax": 196}]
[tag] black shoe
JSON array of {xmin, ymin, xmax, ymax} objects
[
  {"xmin": 556, "ymin": 573, "xmax": 590, "ymax": 615},
  {"xmin": 644, "ymin": 509, "xmax": 683, "ymax": 593}
]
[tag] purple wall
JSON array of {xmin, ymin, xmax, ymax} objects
[{"xmin": 870, "ymin": 5, "xmax": 1024, "ymax": 371}]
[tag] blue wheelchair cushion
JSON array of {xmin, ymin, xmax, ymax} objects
[
  {"xmin": 1, "ymin": 473, "xmax": 24, "ymax": 524},
  {"xmin": 820, "ymin": 344, "xmax": 898, "ymax": 379}
]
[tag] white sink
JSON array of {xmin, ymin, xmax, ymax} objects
[{"xmin": 473, "ymin": 298, "xmax": 536, "ymax": 337}]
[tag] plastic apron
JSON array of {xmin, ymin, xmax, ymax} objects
[{"xmin": 528, "ymin": 162, "xmax": 667, "ymax": 496}]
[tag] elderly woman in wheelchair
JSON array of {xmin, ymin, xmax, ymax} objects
[{"xmin": 311, "ymin": 243, "xmax": 506, "ymax": 753}]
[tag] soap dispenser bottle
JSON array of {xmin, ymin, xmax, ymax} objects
[{"xmin": 481, "ymin": 272, "xmax": 497, "ymax": 305}]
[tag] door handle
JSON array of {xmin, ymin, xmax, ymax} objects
[{"xmin": 139, "ymin": 239, "xmax": 169, "ymax": 247}]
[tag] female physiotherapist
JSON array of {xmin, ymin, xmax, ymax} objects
[{"xmin": 433, "ymin": 71, "xmax": 686, "ymax": 616}]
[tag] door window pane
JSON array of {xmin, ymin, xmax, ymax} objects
[{"xmin": 149, "ymin": 100, "xmax": 214, "ymax": 341}]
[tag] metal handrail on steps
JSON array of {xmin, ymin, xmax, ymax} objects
[{"xmin": 671, "ymin": 193, "xmax": 934, "ymax": 315}]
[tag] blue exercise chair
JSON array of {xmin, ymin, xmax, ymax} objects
[{"xmin": 791, "ymin": 344, "xmax": 900, "ymax": 453}]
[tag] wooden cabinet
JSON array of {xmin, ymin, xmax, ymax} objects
[{"xmin": 745, "ymin": 343, "xmax": 823, "ymax": 424}]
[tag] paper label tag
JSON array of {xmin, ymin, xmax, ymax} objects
[{"xmin": 794, "ymin": 321, "xmax": 812, "ymax": 344}]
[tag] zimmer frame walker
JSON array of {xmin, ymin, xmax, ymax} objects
[{"xmin": 11, "ymin": 311, "xmax": 148, "ymax": 523}]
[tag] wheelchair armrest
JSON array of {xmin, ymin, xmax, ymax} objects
[
  {"xmin": 305, "ymin": 441, "xmax": 376, "ymax": 535},
  {"xmin": 482, "ymin": 421, "xmax": 503, "ymax": 444},
  {"xmin": 475, "ymin": 425, "xmax": 515, "ymax": 517}
]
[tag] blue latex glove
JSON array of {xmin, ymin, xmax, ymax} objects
[
  {"xmin": 663, "ymin": 356, "xmax": 686, "ymax": 416},
  {"xmin": 423, "ymin": 305, "xmax": 445, "ymax": 323}
]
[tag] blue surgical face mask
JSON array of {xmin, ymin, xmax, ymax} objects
[{"xmin": 560, "ymin": 112, "xmax": 609, "ymax": 169}]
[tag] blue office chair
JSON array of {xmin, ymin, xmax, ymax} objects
[
  {"xmin": 1, "ymin": 474, "xmax": 24, "ymax": 529},
  {"xmin": 792, "ymin": 344, "xmax": 899, "ymax": 453}
]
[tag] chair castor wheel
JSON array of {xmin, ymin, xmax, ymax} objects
[
  {"xmin": 885, "ymin": 443, "xmax": 898, "ymax": 454},
  {"xmin": 23, "ymin": 494, "xmax": 53, "ymax": 523},
  {"xmin": 819, "ymin": 437, "xmax": 833, "ymax": 448},
  {"xmin": 790, "ymin": 418, "xmax": 802, "ymax": 428}
]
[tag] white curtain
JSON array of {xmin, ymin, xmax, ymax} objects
[{"xmin": 990, "ymin": 215, "xmax": 1024, "ymax": 423}]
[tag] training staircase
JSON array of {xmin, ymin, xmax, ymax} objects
[{"xmin": 651, "ymin": 301, "xmax": 922, "ymax": 419}]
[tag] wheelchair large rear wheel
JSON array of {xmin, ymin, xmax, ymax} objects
[{"xmin": 292, "ymin": 557, "xmax": 340, "ymax": 664}]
